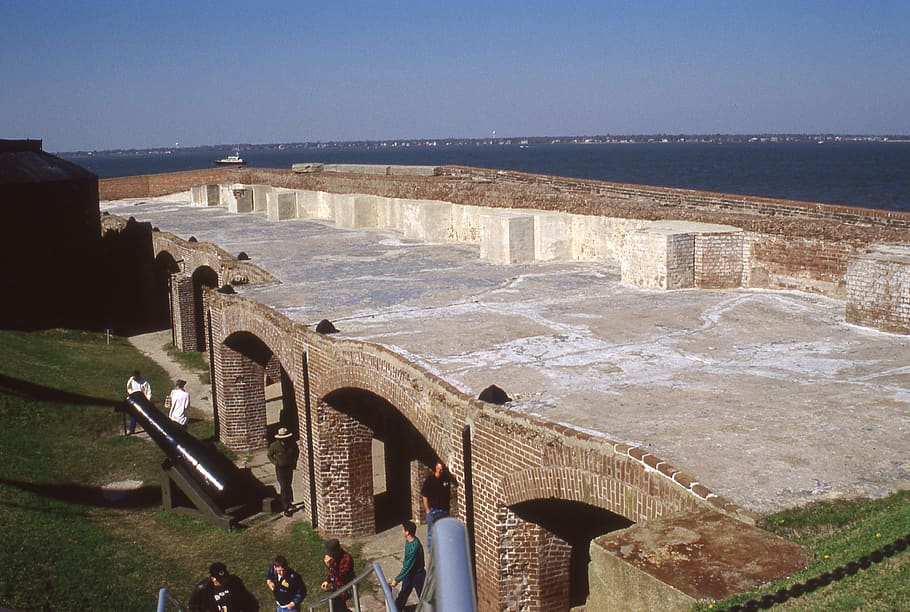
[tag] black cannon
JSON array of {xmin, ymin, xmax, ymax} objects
[{"xmin": 123, "ymin": 391, "xmax": 279, "ymax": 528}]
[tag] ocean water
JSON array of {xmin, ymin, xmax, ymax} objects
[{"xmin": 63, "ymin": 141, "xmax": 910, "ymax": 211}]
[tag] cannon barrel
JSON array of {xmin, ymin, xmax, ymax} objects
[{"xmin": 124, "ymin": 391, "xmax": 274, "ymax": 512}]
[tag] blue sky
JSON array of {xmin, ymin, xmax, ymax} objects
[{"xmin": 3, "ymin": 0, "xmax": 908, "ymax": 152}]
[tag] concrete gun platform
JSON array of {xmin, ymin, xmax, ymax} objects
[{"xmin": 103, "ymin": 194, "xmax": 910, "ymax": 515}]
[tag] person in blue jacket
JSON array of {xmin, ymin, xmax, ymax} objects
[{"xmin": 266, "ymin": 555, "xmax": 306, "ymax": 611}]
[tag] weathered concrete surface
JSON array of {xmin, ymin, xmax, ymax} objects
[
  {"xmin": 588, "ymin": 509, "xmax": 806, "ymax": 611},
  {"xmin": 102, "ymin": 194, "xmax": 910, "ymax": 515}
]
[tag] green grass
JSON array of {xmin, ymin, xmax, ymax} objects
[
  {"xmin": 0, "ymin": 329, "xmax": 360, "ymax": 610},
  {"xmin": 163, "ymin": 341, "xmax": 211, "ymax": 385},
  {"xmin": 697, "ymin": 492, "xmax": 910, "ymax": 611}
]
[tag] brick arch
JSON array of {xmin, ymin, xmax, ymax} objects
[
  {"xmin": 314, "ymin": 360, "xmax": 453, "ymax": 462},
  {"xmin": 213, "ymin": 299, "xmax": 298, "ymax": 386},
  {"xmin": 500, "ymin": 465, "xmax": 627, "ymax": 517}
]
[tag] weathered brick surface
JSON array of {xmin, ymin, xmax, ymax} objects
[
  {"xmin": 196, "ymin": 289, "xmax": 728, "ymax": 611},
  {"xmin": 845, "ymin": 246, "xmax": 910, "ymax": 333}
]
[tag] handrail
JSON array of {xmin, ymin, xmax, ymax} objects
[
  {"xmin": 307, "ymin": 560, "xmax": 396, "ymax": 611},
  {"xmin": 157, "ymin": 587, "xmax": 187, "ymax": 612}
]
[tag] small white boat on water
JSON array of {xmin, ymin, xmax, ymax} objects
[{"xmin": 215, "ymin": 152, "xmax": 245, "ymax": 166}]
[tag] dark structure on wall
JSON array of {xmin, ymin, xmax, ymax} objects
[
  {"xmin": 0, "ymin": 139, "xmax": 102, "ymax": 329},
  {"xmin": 0, "ymin": 139, "xmax": 165, "ymax": 333}
]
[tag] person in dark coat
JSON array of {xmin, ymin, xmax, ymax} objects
[
  {"xmin": 188, "ymin": 562, "xmax": 257, "ymax": 612},
  {"xmin": 267, "ymin": 427, "xmax": 299, "ymax": 517},
  {"xmin": 321, "ymin": 539, "xmax": 355, "ymax": 612}
]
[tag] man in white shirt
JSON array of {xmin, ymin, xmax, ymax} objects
[
  {"xmin": 125, "ymin": 370, "xmax": 152, "ymax": 434},
  {"xmin": 167, "ymin": 379, "xmax": 190, "ymax": 428}
]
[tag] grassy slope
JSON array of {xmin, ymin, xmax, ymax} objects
[{"xmin": 0, "ymin": 330, "xmax": 351, "ymax": 610}]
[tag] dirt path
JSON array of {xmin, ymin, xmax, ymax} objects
[
  {"xmin": 126, "ymin": 330, "xmax": 405, "ymax": 608},
  {"xmin": 127, "ymin": 330, "xmax": 214, "ymax": 418}
]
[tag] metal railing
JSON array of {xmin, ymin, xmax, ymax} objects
[
  {"xmin": 307, "ymin": 560, "xmax": 397, "ymax": 611},
  {"xmin": 416, "ymin": 517, "xmax": 477, "ymax": 612},
  {"xmin": 156, "ymin": 587, "xmax": 186, "ymax": 612},
  {"xmin": 156, "ymin": 519, "xmax": 475, "ymax": 612}
]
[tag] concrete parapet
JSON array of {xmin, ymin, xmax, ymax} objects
[
  {"xmin": 450, "ymin": 203, "xmax": 485, "ymax": 243},
  {"xmin": 586, "ymin": 509, "xmax": 806, "ymax": 611},
  {"xmin": 251, "ymin": 185, "xmax": 271, "ymax": 213},
  {"xmin": 375, "ymin": 196, "xmax": 402, "ymax": 229},
  {"xmin": 333, "ymin": 194, "xmax": 379, "ymax": 229},
  {"xmin": 846, "ymin": 244, "xmax": 910, "ymax": 333},
  {"xmin": 266, "ymin": 188, "xmax": 298, "ymax": 221},
  {"xmin": 227, "ymin": 186, "xmax": 253, "ymax": 214},
  {"xmin": 480, "ymin": 211, "xmax": 536, "ymax": 264},
  {"xmin": 190, "ymin": 185, "xmax": 206, "ymax": 207},
  {"xmin": 401, "ymin": 199, "xmax": 452, "ymax": 242},
  {"xmin": 296, "ymin": 189, "xmax": 319, "ymax": 219},
  {"xmin": 219, "ymin": 184, "xmax": 240, "ymax": 212},
  {"xmin": 571, "ymin": 214, "xmax": 613, "ymax": 261},
  {"xmin": 200, "ymin": 184, "xmax": 221, "ymax": 207},
  {"xmin": 534, "ymin": 211, "xmax": 573, "ymax": 261}
]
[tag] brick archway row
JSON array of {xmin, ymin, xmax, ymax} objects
[{"xmin": 199, "ymin": 288, "xmax": 738, "ymax": 610}]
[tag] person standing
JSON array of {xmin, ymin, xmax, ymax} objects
[
  {"xmin": 125, "ymin": 370, "xmax": 152, "ymax": 435},
  {"xmin": 188, "ymin": 562, "xmax": 256, "ymax": 612},
  {"xmin": 266, "ymin": 555, "xmax": 306, "ymax": 612},
  {"xmin": 420, "ymin": 461, "xmax": 454, "ymax": 550},
  {"xmin": 321, "ymin": 539, "xmax": 355, "ymax": 612},
  {"xmin": 267, "ymin": 427, "xmax": 299, "ymax": 517},
  {"xmin": 388, "ymin": 520, "xmax": 426, "ymax": 611},
  {"xmin": 166, "ymin": 379, "xmax": 190, "ymax": 428}
]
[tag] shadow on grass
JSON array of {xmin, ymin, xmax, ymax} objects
[
  {"xmin": 0, "ymin": 478, "xmax": 161, "ymax": 509},
  {"xmin": 0, "ymin": 373, "xmax": 122, "ymax": 408}
]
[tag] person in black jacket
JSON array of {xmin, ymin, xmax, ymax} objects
[
  {"xmin": 266, "ymin": 555, "xmax": 307, "ymax": 611},
  {"xmin": 268, "ymin": 427, "xmax": 300, "ymax": 517},
  {"xmin": 188, "ymin": 562, "xmax": 258, "ymax": 612}
]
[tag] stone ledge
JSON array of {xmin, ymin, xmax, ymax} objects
[{"xmin": 587, "ymin": 508, "xmax": 806, "ymax": 610}]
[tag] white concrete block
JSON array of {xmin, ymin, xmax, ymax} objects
[
  {"xmin": 480, "ymin": 212, "xmax": 536, "ymax": 264},
  {"xmin": 375, "ymin": 196, "xmax": 401, "ymax": 229},
  {"xmin": 333, "ymin": 194, "xmax": 378, "ymax": 229},
  {"xmin": 191, "ymin": 185, "xmax": 206, "ymax": 207},
  {"xmin": 219, "ymin": 184, "xmax": 241, "ymax": 211},
  {"xmin": 401, "ymin": 199, "xmax": 453, "ymax": 242},
  {"xmin": 621, "ymin": 221, "xmax": 737, "ymax": 289},
  {"xmin": 296, "ymin": 189, "xmax": 320, "ymax": 219},
  {"xmin": 534, "ymin": 212, "xmax": 573, "ymax": 261},
  {"xmin": 267, "ymin": 188, "xmax": 298, "ymax": 221},
  {"xmin": 202, "ymin": 184, "xmax": 221, "ymax": 207},
  {"xmin": 227, "ymin": 186, "xmax": 253, "ymax": 213},
  {"xmin": 251, "ymin": 185, "xmax": 271, "ymax": 212}
]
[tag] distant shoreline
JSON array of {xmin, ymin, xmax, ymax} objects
[{"xmin": 57, "ymin": 133, "xmax": 910, "ymax": 157}]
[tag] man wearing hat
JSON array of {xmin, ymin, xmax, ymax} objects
[
  {"xmin": 166, "ymin": 379, "xmax": 190, "ymax": 429},
  {"xmin": 268, "ymin": 426, "xmax": 299, "ymax": 517},
  {"xmin": 188, "ymin": 562, "xmax": 255, "ymax": 612}
]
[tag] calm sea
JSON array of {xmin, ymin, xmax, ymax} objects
[{"xmin": 62, "ymin": 141, "xmax": 910, "ymax": 212}]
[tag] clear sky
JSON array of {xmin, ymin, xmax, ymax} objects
[{"xmin": 3, "ymin": 0, "xmax": 908, "ymax": 152}]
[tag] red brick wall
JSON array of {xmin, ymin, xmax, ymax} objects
[{"xmin": 200, "ymin": 290, "xmax": 728, "ymax": 611}]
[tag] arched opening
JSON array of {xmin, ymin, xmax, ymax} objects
[
  {"xmin": 509, "ymin": 499, "xmax": 634, "ymax": 608},
  {"xmin": 222, "ymin": 331, "xmax": 297, "ymax": 443},
  {"xmin": 153, "ymin": 251, "xmax": 180, "ymax": 334},
  {"xmin": 322, "ymin": 388, "xmax": 437, "ymax": 533},
  {"xmin": 191, "ymin": 265, "xmax": 218, "ymax": 351}
]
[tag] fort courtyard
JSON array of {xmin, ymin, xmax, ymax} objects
[{"xmin": 90, "ymin": 163, "xmax": 910, "ymax": 609}]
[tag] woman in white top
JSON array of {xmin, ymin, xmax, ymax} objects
[{"xmin": 166, "ymin": 379, "xmax": 190, "ymax": 427}]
